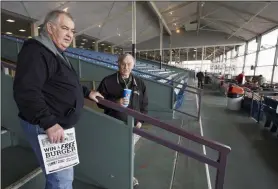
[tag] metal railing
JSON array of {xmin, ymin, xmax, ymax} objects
[
  {"xmin": 1, "ymin": 61, "xmax": 231, "ymax": 189},
  {"xmin": 244, "ymin": 90, "xmax": 278, "ymax": 123}
]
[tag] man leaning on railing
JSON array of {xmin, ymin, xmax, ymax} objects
[{"xmin": 97, "ymin": 53, "xmax": 149, "ymax": 188}]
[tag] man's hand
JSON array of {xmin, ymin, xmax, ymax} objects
[
  {"xmin": 118, "ymin": 98, "xmax": 130, "ymax": 106},
  {"xmin": 136, "ymin": 122, "xmax": 142, "ymax": 129},
  {"xmin": 89, "ymin": 90, "xmax": 104, "ymax": 103},
  {"xmin": 46, "ymin": 124, "xmax": 64, "ymax": 143}
]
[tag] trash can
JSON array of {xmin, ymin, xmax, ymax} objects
[{"xmin": 226, "ymin": 85, "xmax": 244, "ymax": 111}]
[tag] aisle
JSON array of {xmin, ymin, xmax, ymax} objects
[{"xmin": 201, "ymin": 87, "xmax": 278, "ymax": 189}]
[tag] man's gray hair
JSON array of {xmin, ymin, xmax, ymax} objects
[
  {"xmin": 42, "ymin": 10, "xmax": 74, "ymax": 32},
  {"xmin": 118, "ymin": 53, "xmax": 135, "ymax": 64}
]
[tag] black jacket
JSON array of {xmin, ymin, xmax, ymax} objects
[
  {"xmin": 196, "ymin": 72, "xmax": 204, "ymax": 80},
  {"xmin": 97, "ymin": 72, "xmax": 148, "ymax": 124},
  {"xmin": 13, "ymin": 35, "xmax": 90, "ymax": 130}
]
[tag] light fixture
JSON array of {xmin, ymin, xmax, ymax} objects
[
  {"xmin": 38, "ymin": 27, "xmax": 41, "ymax": 29},
  {"xmin": 6, "ymin": 32, "xmax": 12, "ymax": 35},
  {"xmin": 174, "ymin": 23, "xmax": 176, "ymax": 26},
  {"xmin": 82, "ymin": 39, "xmax": 87, "ymax": 41},
  {"xmin": 28, "ymin": 36, "xmax": 32, "ymax": 38},
  {"xmin": 108, "ymin": 46, "xmax": 111, "ymax": 47},
  {"xmin": 92, "ymin": 41, "xmax": 95, "ymax": 43},
  {"xmin": 101, "ymin": 44, "xmax": 104, "ymax": 46},
  {"xmin": 6, "ymin": 19, "xmax": 15, "ymax": 23},
  {"xmin": 81, "ymin": 42, "xmax": 85, "ymax": 45},
  {"xmin": 170, "ymin": 12, "xmax": 173, "ymax": 15},
  {"xmin": 19, "ymin": 29, "xmax": 26, "ymax": 32},
  {"xmin": 63, "ymin": 7, "xmax": 69, "ymax": 12},
  {"xmin": 98, "ymin": 24, "xmax": 101, "ymax": 28},
  {"xmin": 176, "ymin": 29, "xmax": 180, "ymax": 33}
]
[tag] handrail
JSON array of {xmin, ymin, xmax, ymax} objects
[
  {"xmin": 97, "ymin": 97, "xmax": 230, "ymax": 189},
  {"xmin": 1, "ymin": 34, "xmax": 200, "ymax": 91},
  {"xmin": 1, "ymin": 62, "xmax": 231, "ymax": 189}
]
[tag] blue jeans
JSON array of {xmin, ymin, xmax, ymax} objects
[{"xmin": 20, "ymin": 119, "xmax": 74, "ymax": 189}]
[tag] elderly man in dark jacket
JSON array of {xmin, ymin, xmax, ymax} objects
[
  {"xmin": 13, "ymin": 10, "xmax": 103, "ymax": 189},
  {"xmin": 97, "ymin": 53, "xmax": 148, "ymax": 187}
]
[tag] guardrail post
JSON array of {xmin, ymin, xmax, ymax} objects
[
  {"xmin": 257, "ymin": 95, "xmax": 263, "ymax": 123},
  {"xmin": 249, "ymin": 92, "xmax": 254, "ymax": 117},
  {"xmin": 92, "ymin": 81, "xmax": 96, "ymax": 90},
  {"xmin": 127, "ymin": 115, "xmax": 135, "ymax": 189},
  {"xmin": 78, "ymin": 56, "xmax": 82, "ymax": 78},
  {"xmin": 215, "ymin": 151, "xmax": 229, "ymax": 189},
  {"xmin": 198, "ymin": 91, "xmax": 202, "ymax": 121},
  {"xmin": 16, "ymin": 40, "xmax": 20, "ymax": 54}
]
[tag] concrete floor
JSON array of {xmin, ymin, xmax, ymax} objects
[
  {"xmin": 134, "ymin": 80, "xmax": 278, "ymax": 189},
  {"xmin": 201, "ymin": 86, "xmax": 278, "ymax": 189}
]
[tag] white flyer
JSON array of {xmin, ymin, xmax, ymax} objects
[{"xmin": 38, "ymin": 127, "xmax": 79, "ymax": 175}]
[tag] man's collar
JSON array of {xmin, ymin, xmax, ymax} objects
[{"xmin": 116, "ymin": 72, "xmax": 137, "ymax": 86}]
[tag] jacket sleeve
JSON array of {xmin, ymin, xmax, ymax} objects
[
  {"xmin": 82, "ymin": 85, "xmax": 91, "ymax": 98},
  {"xmin": 13, "ymin": 43, "xmax": 57, "ymax": 130},
  {"xmin": 96, "ymin": 79, "xmax": 109, "ymax": 109}
]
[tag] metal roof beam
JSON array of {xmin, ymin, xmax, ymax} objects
[
  {"xmin": 147, "ymin": 1, "xmax": 172, "ymax": 35},
  {"xmin": 161, "ymin": 1, "xmax": 194, "ymax": 14},
  {"xmin": 196, "ymin": 2, "xmax": 201, "ymax": 36}
]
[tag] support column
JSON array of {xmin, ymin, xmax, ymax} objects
[
  {"xmin": 229, "ymin": 46, "xmax": 234, "ymax": 75},
  {"xmin": 213, "ymin": 47, "xmax": 216, "ymax": 73},
  {"xmin": 179, "ymin": 48, "xmax": 181, "ymax": 64},
  {"xmin": 111, "ymin": 47, "xmax": 114, "ymax": 54},
  {"xmin": 169, "ymin": 36, "xmax": 172, "ymax": 64},
  {"xmin": 242, "ymin": 42, "xmax": 248, "ymax": 72},
  {"xmin": 159, "ymin": 19, "xmax": 163, "ymax": 69},
  {"xmin": 253, "ymin": 35, "xmax": 261, "ymax": 76},
  {"xmin": 72, "ymin": 37, "xmax": 76, "ymax": 48},
  {"xmin": 270, "ymin": 35, "xmax": 278, "ymax": 84},
  {"xmin": 95, "ymin": 42, "xmax": 98, "ymax": 52},
  {"xmin": 223, "ymin": 46, "xmax": 226, "ymax": 74},
  {"xmin": 31, "ymin": 22, "xmax": 39, "ymax": 37},
  {"xmin": 132, "ymin": 1, "xmax": 136, "ymax": 60},
  {"xmin": 201, "ymin": 47, "xmax": 204, "ymax": 71}
]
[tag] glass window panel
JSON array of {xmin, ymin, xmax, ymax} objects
[
  {"xmin": 248, "ymin": 39, "xmax": 257, "ymax": 54},
  {"xmin": 244, "ymin": 66, "xmax": 254, "ymax": 76},
  {"xmin": 260, "ymin": 29, "xmax": 278, "ymax": 50},
  {"xmin": 257, "ymin": 47, "xmax": 276, "ymax": 66},
  {"xmin": 255, "ymin": 66, "xmax": 273, "ymax": 82},
  {"xmin": 245, "ymin": 53, "xmax": 256, "ymax": 67},
  {"xmin": 238, "ymin": 43, "xmax": 246, "ymax": 56},
  {"xmin": 273, "ymin": 65, "xmax": 278, "ymax": 83}
]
